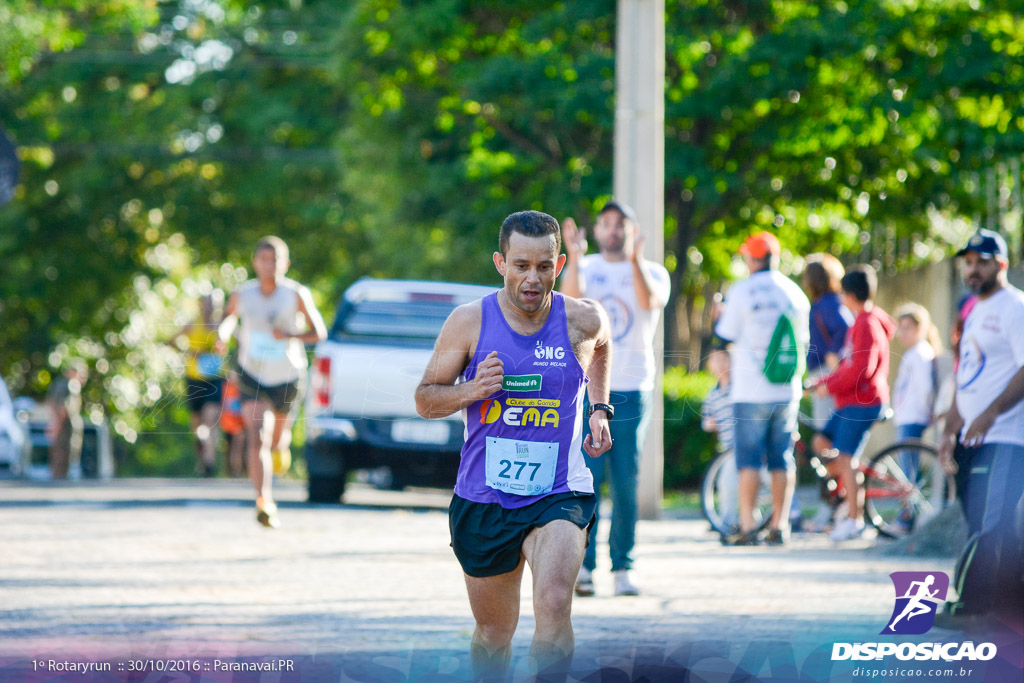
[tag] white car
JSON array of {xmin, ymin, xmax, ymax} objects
[
  {"xmin": 0, "ymin": 377, "xmax": 25, "ymax": 476},
  {"xmin": 304, "ymin": 278, "xmax": 496, "ymax": 502}
]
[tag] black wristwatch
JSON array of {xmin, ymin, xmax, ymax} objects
[{"xmin": 589, "ymin": 402, "xmax": 614, "ymax": 420}]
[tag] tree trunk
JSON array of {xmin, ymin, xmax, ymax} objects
[{"xmin": 665, "ymin": 179, "xmax": 696, "ymax": 368}]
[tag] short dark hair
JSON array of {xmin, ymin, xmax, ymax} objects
[
  {"xmin": 254, "ymin": 235, "xmax": 289, "ymax": 261},
  {"xmin": 498, "ymin": 211, "xmax": 561, "ymax": 256},
  {"xmin": 840, "ymin": 264, "xmax": 876, "ymax": 303}
]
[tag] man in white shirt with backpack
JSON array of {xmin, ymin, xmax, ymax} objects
[{"xmin": 714, "ymin": 232, "xmax": 810, "ymax": 546}]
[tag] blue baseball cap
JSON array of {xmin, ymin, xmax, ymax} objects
[
  {"xmin": 599, "ymin": 200, "xmax": 638, "ymax": 224},
  {"xmin": 955, "ymin": 229, "xmax": 1008, "ymax": 260}
]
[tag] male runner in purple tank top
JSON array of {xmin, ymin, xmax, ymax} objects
[{"xmin": 416, "ymin": 210, "xmax": 612, "ymax": 679}]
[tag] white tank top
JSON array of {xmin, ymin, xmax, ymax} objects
[{"xmin": 235, "ymin": 278, "xmax": 312, "ymax": 386}]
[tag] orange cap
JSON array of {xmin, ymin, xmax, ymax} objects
[{"xmin": 739, "ymin": 231, "xmax": 781, "ymax": 259}]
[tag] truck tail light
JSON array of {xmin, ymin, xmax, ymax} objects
[{"xmin": 313, "ymin": 356, "xmax": 331, "ymax": 408}]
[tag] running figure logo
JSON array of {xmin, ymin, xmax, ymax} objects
[{"xmin": 882, "ymin": 571, "xmax": 949, "ymax": 635}]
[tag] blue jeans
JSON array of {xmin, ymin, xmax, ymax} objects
[
  {"xmin": 582, "ymin": 390, "xmax": 651, "ymax": 572},
  {"xmin": 950, "ymin": 442, "xmax": 1024, "ymax": 617},
  {"xmin": 732, "ymin": 401, "xmax": 798, "ymax": 471},
  {"xmin": 896, "ymin": 423, "xmax": 928, "ymax": 485}
]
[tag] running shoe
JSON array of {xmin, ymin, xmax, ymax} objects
[
  {"xmin": 256, "ymin": 499, "xmax": 280, "ymax": 529},
  {"xmin": 763, "ymin": 528, "xmax": 788, "ymax": 546},
  {"xmin": 828, "ymin": 517, "xmax": 864, "ymax": 542},
  {"xmin": 613, "ymin": 570, "xmax": 639, "ymax": 597},
  {"xmin": 271, "ymin": 448, "xmax": 291, "ymax": 476},
  {"xmin": 574, "ymin": 567, "xmax": 595, "ymax": 597}
]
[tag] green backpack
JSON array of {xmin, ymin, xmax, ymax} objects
[{"xmin": 763, "ymin": 311, "xmax": 806, "ymax": 384}]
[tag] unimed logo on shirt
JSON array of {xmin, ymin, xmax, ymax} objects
[{"xmin": 502, "ymin": 374, "xmax": 542, "ymax": 392}]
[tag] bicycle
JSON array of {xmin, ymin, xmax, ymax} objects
[{"xmin": 701, "ymin": 410, "xmax": 956, "ymax": 538}]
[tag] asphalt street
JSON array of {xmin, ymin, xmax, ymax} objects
[{"xmin": 0, "ymin": 478, "xmax": 1019, "ymax": 682}]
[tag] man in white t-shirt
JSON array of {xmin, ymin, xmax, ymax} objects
[
  {"xmin": 561, "ymin": 200, "xmax": 670, "ymax": 596},
  {"xmin": 714, "ymin": 232, "xmax": 810, "ymax": 546},
  {"xmin": 937, "ymin": 229, "xmax": 1024, "ymax": 628}
]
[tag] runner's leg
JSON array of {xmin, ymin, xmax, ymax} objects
[
  {"xmin": 464, "ymin": 561, "xmax": 524, "ymax": 678},
  {"xmin": 522, "ymin": 519, "xmax": 587, "ymax": 672},
  {"xmin": 199, "ymin": 401, "xmax": 220, "ymax": 473},
  {"xmin": 242, "ymin": 398, "xmax": 273, "ymax": 504},
  {"xmin": 188, "ymin": 410, "xmax": 203, "ymax": 468}
]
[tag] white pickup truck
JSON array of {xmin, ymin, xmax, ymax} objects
[{"xmin": 304, "ymin": 278, "xmax": 496, "ymax": 502}]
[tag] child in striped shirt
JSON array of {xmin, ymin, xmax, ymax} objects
[{"xmin": 702, "ymin": 350, "xmax": 738, "ymax": 537}]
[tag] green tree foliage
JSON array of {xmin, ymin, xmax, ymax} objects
[
  {"xmin": 1, "ymin": 0, "xmax": 1022, "ymax": 472},
  {"xmin": 0, "ymin": 1, "xmax": 159, "ymax": 86},
  {"xmin": 0, "ymin": 1, "xmax": 355, "ymax": 466},
  {"xmin": 335, "ymin": 0, "xmax": 1024, "ymax": 352},
  {"xmin": 0, "ymin": 2, "xmax": 348, "ymax": 391},
  {"xmin": 664, "ymin": 0, "xmax": 1024, "ymax": 293},
  {"xmin": 334, "ymin": 0, "xmax": 617, "ymax": 283}
]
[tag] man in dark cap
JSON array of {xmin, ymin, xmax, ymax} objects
[{"xmin": 937, "ymin": 229, "xmax": 1024, "ymax": 629}]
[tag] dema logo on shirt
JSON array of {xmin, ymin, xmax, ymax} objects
[{"xmin": 479, "ymin": 398, "xmax": 560, "ymax": 428}]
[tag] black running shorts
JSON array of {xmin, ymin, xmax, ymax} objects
[
  {"xmin": 449, "ymin": 490, "xmax": 597, "ymax": 578},
  {"xmin": 236, "ymin": 368, "xmax": 305, "ymax": 415},
  {"xmin": 185, "ymin": 378, "xmax": 223, "ymax": 413}
]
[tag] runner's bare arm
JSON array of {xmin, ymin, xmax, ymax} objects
[
  {"xmin": 218, "ymin": 292, "xmax": 239, "ymax": 344},
  {"xmin": 567, "ymin": 298, "xmax": 612, "ymax": 457},
  {"xmin": 276, "ymin": 287, "xmax": 327, "ymax": 345},
  {"xmin": 416, "ymin": 303, "xmax": 502, "ymax": 419}
]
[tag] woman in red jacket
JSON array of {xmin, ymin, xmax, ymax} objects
[{"xmin": 810, "ymin": 265, "xmax": 895, "ymax": 542}]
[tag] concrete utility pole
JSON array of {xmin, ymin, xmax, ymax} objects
[{"xmin": 615, "ymin": 0, "xmax": 665, "ymax": 519}]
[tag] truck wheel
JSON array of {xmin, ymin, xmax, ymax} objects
[
  {"xmin": 379, "ymin": 466, "xmax": 403, "ymax": 491},
  {"xmin": 308, "ymin": 474, "xmax": 346, "ymax": 503}
]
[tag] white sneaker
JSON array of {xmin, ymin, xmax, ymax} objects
[
  {"xmin": 829, "ymin": 517, "xmax": 865, "ymax": 542},
  {"xmin": 574, "ymin": 567, "xmax": 595, "ymax": 597},
  {"xmin": 613, "ymin": 570, "xmax": 639, "ymax": 596}
]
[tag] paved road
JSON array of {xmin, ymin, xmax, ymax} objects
[{"xmin": 0, "ymin": 478, "xmax": 1018, "ymax": 682}]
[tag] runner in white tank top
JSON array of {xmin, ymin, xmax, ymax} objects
[{"xmin": 220, "ymin": 236, "xmax": 326, "ymax": 528}]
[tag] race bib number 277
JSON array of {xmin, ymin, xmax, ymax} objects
[{"xmin": 484, "ymin": 437, "xmax": 558, "ymax": 496}]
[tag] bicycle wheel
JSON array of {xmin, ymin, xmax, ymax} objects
[
  {"xmin": 700, "ymin": 452, "xmax": 773, "ymax": 536},
  {"xmin": 862, "ymin": 440, "xmax": 955, "ymax": 538}
]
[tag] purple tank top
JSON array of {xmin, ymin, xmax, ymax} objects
[{"xmin": 455, "ymin": 292, "xmax": 594, "ymax": 508}]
